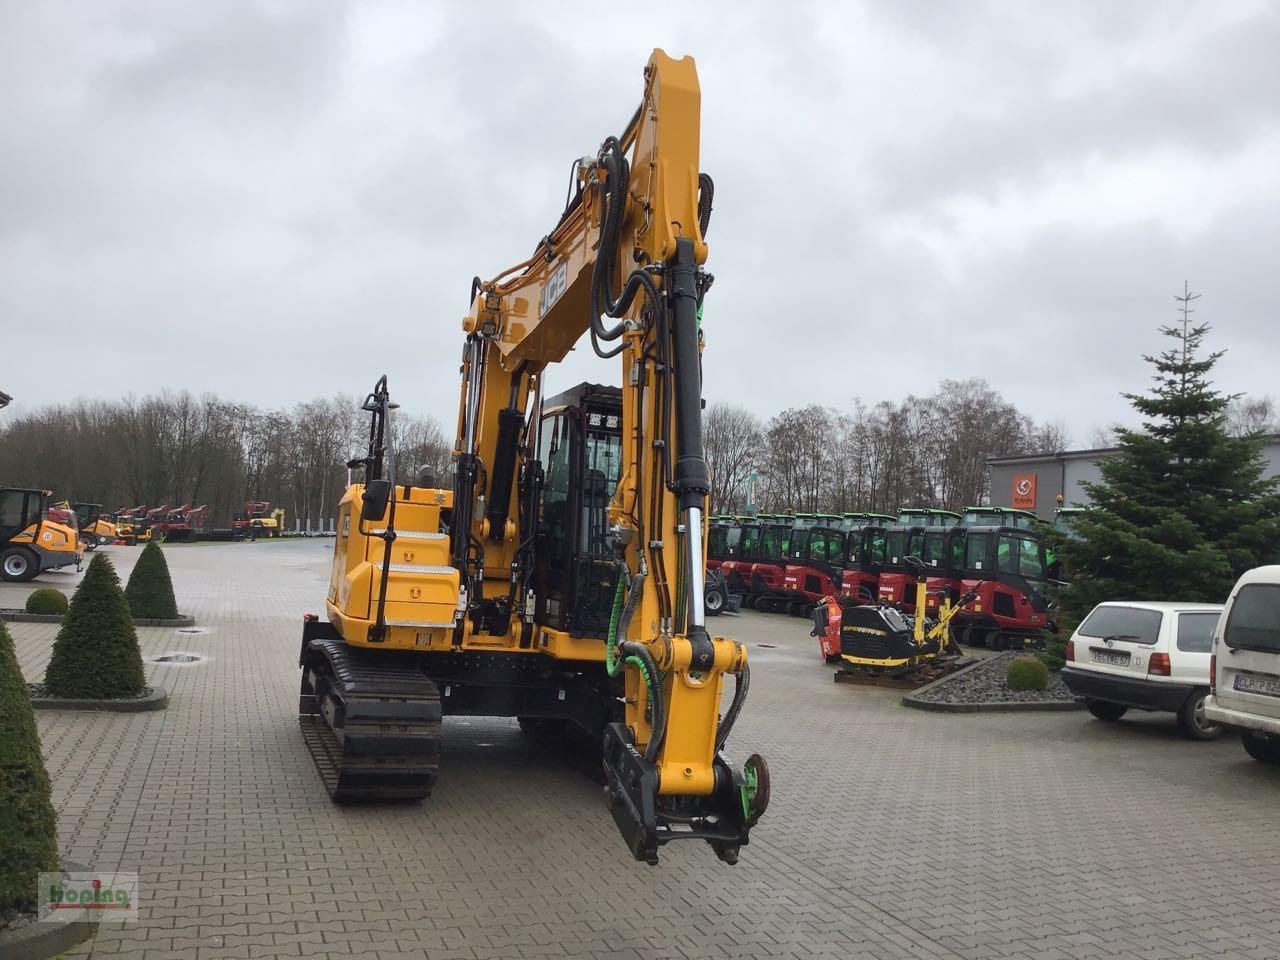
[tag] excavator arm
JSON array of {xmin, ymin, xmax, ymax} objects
[{"xmin": 453, "ymin": 49, "xmax": 767, "ymax": 864}]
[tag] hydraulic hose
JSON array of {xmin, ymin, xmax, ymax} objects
[
  {"xmin": 698, "ymin": 173, "xmax": 714, "ymax": 237},
  {"xmin": 715, "ymin": 662, "xmax": 750, "ymax": 753},
  {"xmin": 619, "ymin": 639, "xmax": 666, "ymax": 763},
  {"xmin": 605, "ymin": 570, "xmax": 666, "ymax": 763}
]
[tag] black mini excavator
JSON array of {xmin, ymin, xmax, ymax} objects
[{"xmin": 297, "ymin": 50, "xmax": 768, "ymax": 866}]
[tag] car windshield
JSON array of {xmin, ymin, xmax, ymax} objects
[
  {"xmin": 1077, "ymin": 605, "xmax": 1164, "ymax": 646},
  {"xmin": 1176, "ymin": 612, "xmax": 1219, "ymax": 653},
  {"xmin": 1223, "ymin": 584, "xmax": 1280, "ymax": 653}
]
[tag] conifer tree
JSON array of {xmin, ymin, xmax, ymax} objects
[
  {"xmin": 1058, "ymin": 285, "xmax": 1280, "ymax": 623},
  {"xmin": 124, "ymin": 541, "xmax": 179, "ymax": 620},
  {"xmin": 45, "ymin": 553, "xmax": 146, "ymax": 699},
  {"xmin": 0, "ymin": 621, "xmax": 59, "ymax": 914}
]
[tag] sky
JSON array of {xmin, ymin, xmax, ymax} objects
[{"xmin": 2, "ymin": 0, "xmax": 1277, "ymax": 446}]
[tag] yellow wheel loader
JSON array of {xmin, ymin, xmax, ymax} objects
[
  {"xmin": 1, "ymin": 487, "xmax": 82, "ymax": 581},
  {"xmin": 298, "ymin": 50, "xmax": 768, "ymax": 866}
]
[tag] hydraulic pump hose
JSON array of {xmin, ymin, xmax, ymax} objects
[
  {"xmin": 606, "ymin": 568, "xmax": 646, "ymax": 676},
  {"xmin": 714, "ymin": 661, "xmax": 750, "ymax": 753}
]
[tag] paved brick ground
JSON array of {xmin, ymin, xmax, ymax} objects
[{"xmin": 5, "ymin": 539, "xmax": 1280, "ymax": 959}]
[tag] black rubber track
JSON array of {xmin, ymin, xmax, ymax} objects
[{"xmin": 299, "ymin": 639, "xmax": 442, "ymax": 803}]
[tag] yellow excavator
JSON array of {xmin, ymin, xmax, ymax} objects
[
  {"xmin": 1, "ymin": 487, "xmax": 82, "ymax": 581},
  {"xmin": 298, "ymin": 50, "xmax": 768, "ymax": 865}
]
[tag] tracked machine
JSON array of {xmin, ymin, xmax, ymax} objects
[{"xmin": 297, "ymin": 51, "xmax": 768, "ymax": 866}]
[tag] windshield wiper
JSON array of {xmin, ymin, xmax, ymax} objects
[{"xmin": 1102, "ymin": 634, "xmax": 1142, "ymax": 642}]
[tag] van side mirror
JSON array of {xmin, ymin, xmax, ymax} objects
[{"xmin": 361, "ymin": 480, "xmax": 391, "ymax": 522}]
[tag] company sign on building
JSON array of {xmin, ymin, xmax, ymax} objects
[{"xmin": 1011, "ymin": 474, "xmax": 1037, "ymax": 509}]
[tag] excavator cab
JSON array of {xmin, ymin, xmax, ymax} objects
[
  {"xmin": 920, "ymin": 525, "xmax": 968, "ymax": 612},
  {"xmin": 534, "ymin": 384, "xmax": 624, "ymax": 637},
  {"xmin": 876, "ymin": 524, "xmax": 927, "ymax": 610},
  {"xmin": 720, "ymin": 517, "xmax": 758, "ymax": 594},
  {"xmin": 952, "ymin": 525, "xmax": 1052, "ymax": 649},
  {"xmin": 840, "ymin": 523, "xmax": 888, "ymax": 604}
]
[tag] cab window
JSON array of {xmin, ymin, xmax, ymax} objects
[
  {"xmin": 997, "ymin": 534, "xmax": 1044, "ymax": 578},
  {"xmin": 964, "ymin": 532, "xmax": 991, "ymax": 571}
]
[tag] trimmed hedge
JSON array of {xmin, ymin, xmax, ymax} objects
[
  {"xmin": 1006, "ymin": 654, "xmax": 1050, "ymax": 692},
  {"xmin": 124, "ymin": 541, "xmax": 179, "ymax": 620},
  {"xmin": 44, "ymin": 553, "xmax": 145, "ymax": 700},
  {"xmin": 0, "ymin": 621, "xmax": 60, "ymax": 914},
  {"xmin": 25, "ymin": 587, "xmax": 69, "ymax": 616}
]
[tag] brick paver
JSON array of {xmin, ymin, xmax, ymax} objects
[{"xmin": 5, "ymin": 540, "xmax": 1280, "ymax": 959}]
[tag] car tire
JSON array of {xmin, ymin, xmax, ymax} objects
[
  {"xmin": 1178, "ymin": 689, "xmax": 1223, "ymax": 741},
  {"xmin": 1242, "ymin": 731, "xmax": 1280, "ymax": 764},
  {"xmin": 705, "ymin": 584, "xmax": 726, "ymax": 617},
  {"xmin": 1086, "ymin": 699, "xmax": 1128, "ymax": 722}
]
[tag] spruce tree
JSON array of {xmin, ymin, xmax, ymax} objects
[
  {"xmin": 0, "ymin": 621, "xmax": 60, "ymax": 914},
  {"xmin": 1058, "ymin": 285, "xmax": 1280, "ymax": 623},
  {"xmin": 124, "ymin": 541, "xmax": 179, "ymax": 620},
  {"xmin": 45, "ymin": 553, "xmax": 146, "ymax": 699}
]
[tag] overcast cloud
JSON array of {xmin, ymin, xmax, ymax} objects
[{"xmin": 2, "ymin": 0, "xmax": 1277, "ymax": 444}]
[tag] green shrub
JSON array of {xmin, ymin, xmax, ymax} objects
[
  {"xmin": 0, "ymin": 621, "xmax": 60, "ymax": 914},
  {"xmin": 24, "ymin": 587, "xmax": 69, "ymax": 616},
  {"xmin": 44, "ymin": 553, "xmax": 145, "ymax": 700},
  {"xmin": 1006, "ymin": 654, "xmax": 1050, "ymax": 693},
  {"xmin": 124, "ymin": 541, "xmax": 178, "ymax": 620}
]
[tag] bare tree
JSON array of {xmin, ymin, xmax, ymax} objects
[
  {"xmin": 1085, "ymin": 425, "xmax": 1116, "ymax": 448},
  {"xmin": 703, "ymin": 403, "xmax": 763, "ymax": 513},
  {"xmin": 1227, "ymin": 396, "xmax": 1277, "ymax": 438}
]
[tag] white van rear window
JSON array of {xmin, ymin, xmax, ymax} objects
[
  {"xmin": 1224, "ymin": 584, "xmax": 1280, "ymax": 653},
  {"xmin": 1077, "ymin": 605, "xmax": 1163, "ymax": 645}
]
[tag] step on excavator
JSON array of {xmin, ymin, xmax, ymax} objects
[{"xmin": 297, "ymin": 50, "xmax": 768, "ymax": 866}]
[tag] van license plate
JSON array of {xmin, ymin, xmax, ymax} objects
[
  {"xmin": 1091, "ymin": 649, "xmax": 1130, "ymax": 666},
  {"xmin": 1234, "ymin": 674, "xmax": 1280, "ymax": 697}
]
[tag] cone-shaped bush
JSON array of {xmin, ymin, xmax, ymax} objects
[
  {"xmin": 45, "ymin": 553, "xmax": 145, "ymax": 699},
  {"xmin": 124, "ymin": 541, "xmax": 179, "ymax": 620},
  {"xmin": 25, "ymin": 587, "xmax": 69, "ymax": 616},
  {"xmin": 0, "ymin": 621, "xmax": 59, "ymax": 914}
]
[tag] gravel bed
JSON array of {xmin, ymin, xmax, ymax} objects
[{"xmin": 913, "ymin": 651, "xmax": 1077, "ymax": 705}]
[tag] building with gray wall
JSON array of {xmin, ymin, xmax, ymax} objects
[{"xmin": 988, "ymin": 435, "xmax": 1280, "ymax": 520}]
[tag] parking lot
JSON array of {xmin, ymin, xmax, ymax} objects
[{"xmin": 6, "ymin": 538, "xmax": 1280, "ymax": 960}]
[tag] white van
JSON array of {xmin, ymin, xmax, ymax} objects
[{"xmin": 1205, "ymin": 565, "xmax": 1280, "ymax": 764}]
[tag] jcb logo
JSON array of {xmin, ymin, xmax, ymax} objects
[{"xmin": 538, "ymin": 260, "xmax": 569, "ymax": 317}]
